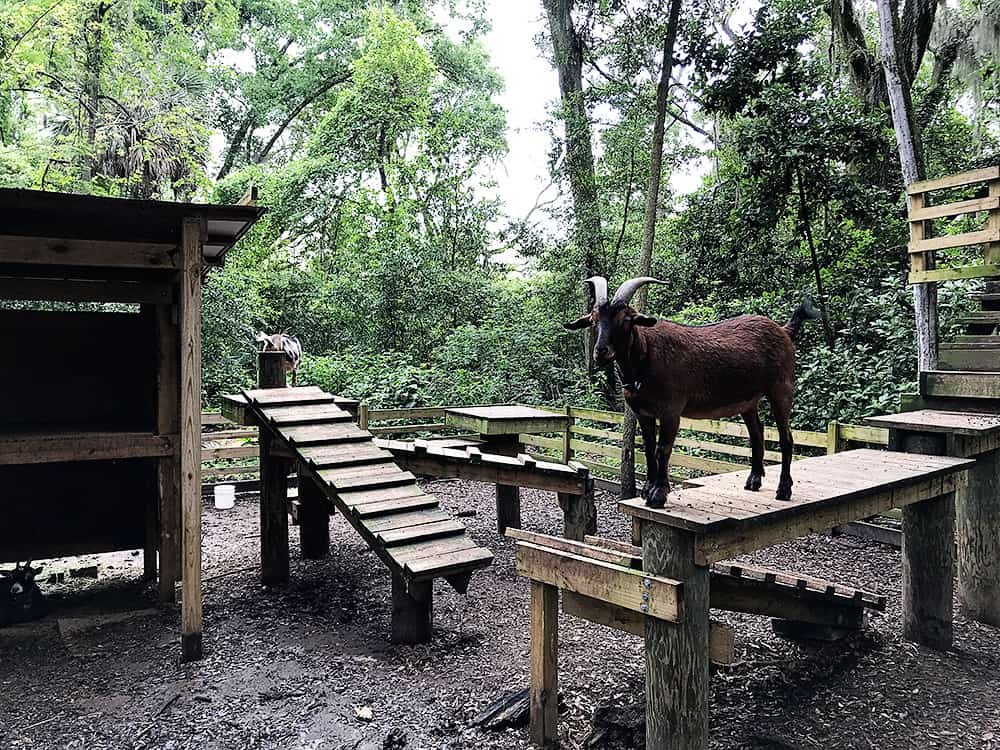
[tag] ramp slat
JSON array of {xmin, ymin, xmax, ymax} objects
[
  {"xmin": 406, "ymin": 547, "xmax": 494, "ymax": 578},
  {"xmin": 379, "ymin": 521, "xmax": 466, "ymax": 546}
]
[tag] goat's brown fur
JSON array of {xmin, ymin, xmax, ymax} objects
[{"xmin": 566, "ymin": 280, "xmax": 817, "ymax": 507}]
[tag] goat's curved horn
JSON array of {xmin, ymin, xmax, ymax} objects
[
  {"xmin": 584, "ymin": 276, "xmax": 608, "ymax": 307},
  {"xmin": 611, "ymin": 277, "xmax": 666, "ymax": 305}
]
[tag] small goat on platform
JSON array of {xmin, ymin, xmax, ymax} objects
[
  {"xmin": 564, "ymin": 277, "xmax": 819, "ymax": 507},
  {"xmin": 255, "ymin": 332, "xmax": 303, "ymax": 386}
]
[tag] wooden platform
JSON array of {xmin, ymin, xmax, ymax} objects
[
  {"xmin": 444, "ymin": 405, "xmax": 568, "ymax": 436},
  {"xmin": 239, "ymin": 387, "xmax": 493, "ymax": 642},
  {"xmin": 622, "ymin": 449, "xmax": 971, "ymax": 564},
  {"xmin": 866, "ymin": 409, "xmax": 1000, "ymax": 445}
]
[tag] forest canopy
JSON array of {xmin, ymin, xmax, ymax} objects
[{"xmin": 2, "ymin": 0, "xmax": 999, "ymax": 428}]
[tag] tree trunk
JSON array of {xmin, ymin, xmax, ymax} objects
[
  {"xmin": 621, "ymin": 2, "xmax": 682, "ymax": 498},
  {"xmin": 81, "ymin": 1, "xmax": 110, "ymax": 183},
  {"xmin": 876, "ymin": 0, "xmax": 937, "ymax": 371}
]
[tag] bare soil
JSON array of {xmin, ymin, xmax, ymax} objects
[{"xmin": 2, "ymin": 480, "xmax": 999, "ymax": 750}]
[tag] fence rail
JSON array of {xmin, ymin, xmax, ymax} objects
[{"xmin": 199, "ymin": 403, "xmax": 889, "ymax": 490}]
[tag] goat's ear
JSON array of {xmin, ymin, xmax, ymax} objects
[
  {"xmin": 631, "ymin": 314, "xmax": 657, "ymax": 327},
  {"xmin": 563, "ymin": 315, "xmax": 593, "ymax": 330}
]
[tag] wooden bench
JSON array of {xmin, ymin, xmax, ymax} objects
[{"xmin": 232, "ymin": 384, "xmax": 494, "ymax": 643}]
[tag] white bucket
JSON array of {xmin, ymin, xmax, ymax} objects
[{"xmin": 214, "ymin": 484, "xmax": 236, "ymax": 510}]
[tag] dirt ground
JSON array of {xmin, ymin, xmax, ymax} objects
[{"xmin": 2, "ymin": 479, "xmax": 1000, "ymax": 750}]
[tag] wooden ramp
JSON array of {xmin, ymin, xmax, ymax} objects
[{"xmin": 239, "ymin": 386, "xmax": 493, "ymax": 642}]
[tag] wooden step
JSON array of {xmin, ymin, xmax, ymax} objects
[
  {"xmin": 406, "ymin": 547, "xmax": 494, "ymax": 579},
  {"xmin": 299, "ymin": 443, "xmax": 394, "ymax": 469},
  {"xmin": 281, "ymin": 423, "xmax": 371, "ymax": 446},
  {"xmin": 323, "ymin": 469, "xmax": 416, "ymax": 491},
  {"xmin": 262, "ymin": 403, "xmax": 353, "ymax": 426},
  {"xmin": 389, "ymin": 534, "xmax": 483, "ymax": 564},
  {"xmin": 243, "ymin": 387, "xmax": 335, "ymax": 406},
  {"xmin": 362, "ymin": 509, "xmax": 453, "ymax": 534},
  {"xmin": 921, "ymin": 369, "xmax": 1000, "ymax": 399},
  {"xmin": 340, "ymin": 484, "xmax": 428, "ymax": 509},
  {"xmin": 961, "ymin": 311, "xmax": 1000, "ymax": 324},
  {"xmin": 353, "ymin": 493, "xmax": 440, "ymax": 518},
  {"xmin": 939, "ymin": 343, "xmax": 1000, "ymax": 372},
  {"xmin": 955, "ymin": 335, "xmax": 1000, "ymax": 344},
  {"xmin": 378, "ymin": 520, "xmax": 467, "ymax": 546}
]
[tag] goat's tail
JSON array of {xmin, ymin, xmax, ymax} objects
[{"xmin": 783, "ymin": 297, "xmax": 821, "ymax": 340}]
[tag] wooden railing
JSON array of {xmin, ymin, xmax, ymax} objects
[
  {"xmin": 198, "ymin": 404, "xmax": 889, "ymax": 490},
  {"xmin": 908, "ymin": 166, "xmax": 1000, "ymax": 284}
]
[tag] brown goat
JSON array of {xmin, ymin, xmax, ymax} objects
[{"xmin": 565, "ymin": 277, "xmax": 819, "ymax": 507}]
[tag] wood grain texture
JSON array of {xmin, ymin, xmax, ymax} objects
[
  {"xmin": 156, "ymin": 303, "xmax": 180, "ymax": 603},
  {"xmin": 902, "ymin": 492, "xmax": 955, "ymax": 650},
  {"xmin": 956, "ymin": 448, "xmax": 1000, "ymax": 625},
  {"xmin": 179, "ymin": 217, "xmax": 203, "ymax": 662},
  {"xmin": 297, "ymin": 474, "xmax": 329, "ymax": 560},
  {"xmin": 529, "ymin": 581, "xmax": 559, "ymax": 748},
  {"xmin": 642, "ymin": 521, "xmax": 710, "ymax": 749}
]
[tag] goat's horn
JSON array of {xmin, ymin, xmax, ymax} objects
[
  {"xmin": 584, "ymin": 276, "xmax": 608, "ymax": 307},
  {"xmin": 611, "ymin": 277, "xmax": 666, "ymax": 305}
]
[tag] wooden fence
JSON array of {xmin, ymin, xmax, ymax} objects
[{"xmin": 200, "ymin": 404, "xmax": 889, "ymax": 492}]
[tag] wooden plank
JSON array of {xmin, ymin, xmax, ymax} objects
[
  {"xmin": 514, "ymin": 541, "xmax": 682, "ymax": 623},
  {"xmin": 0, "ymin": 276, "xmax": 173, "ymax": 304},
  {"xmin": 0, "ymin": 235, "xmax": 179, "ymax": 268},
  {"xmin": 370, "ymin": 423, "xmax": 447, "ymax": 435},
  {"xmin": 908, "ymin": 228, "xmax": 1000, "ymax": 253},
  {"xmin": 378, "ymin": 520, "xmax": 466, "ymax": 546},
  {"xmin": 909, "ymin": 264, "xmax": 1000, "ymax": 283},
  {"xmin": 280, "ymin": 423, "xmax": 371, "ymax": 446},
  {"xmin": 341, "ymin": 484, "xmax": 428, "ymax": 507},
  {"xmin": 262, "ymin": 403, "xmax": 352, "ymax": 425},
  {"xmin": 560, "ymin": 593, "xmax": 735, "ymax": 665},
  {"xmin": 865, "ymin": 409, "xmax": 1000, "ymax": 436},
  {"xmin": 362, "ymin": 509, "xmax": 452, "ymax": 533},
  {"xmin": 300, "ymin": 443, "xmax": 393, "ymax": 467},
  {"xmin": 908, "ymin": 195, "xmax": 1000, "ymax": 221},
  {"xmin": 179, "ymin": 216, "xmax": 203, "ymax": 663},
  {"xmin": 368, "ymin": 407, "xmax": 448, "ymax": 420},
  {"xmin": 389, "ymin": 534, "xmax": 481, "ymax": 564},
  {"xmin": 907, "ymin": 166, "xmax": 1000, "ymax": 195},
  {"xmin": 529, "ymin": 581, "xmax": 559, "ymax": 748},
  {"xmin": 505, "ymin": 528, "xmax": 639, "ymax": 567},
  {"xmin": 352, "ymin": 494, "xmax": 439, "ymax": 517},
  {"xmin": 922, "ymin": 370, "xmax": 1000, "ymax": 399},
  {"xmin": 243, "ymin": 387, "xmax": 334, "ymax": 405},
  {"xmin": 0, "ymin": 432, "xmax": 174, "ymax": 465},
  {"xmin": 321, "ymin": 469, "xmax": 415, "ymax": 491},
  {"xmin": 387, "ymin": 451, "xmax": 589, "ymax": 495},
  {"xmin": 406, "ymin": 546, "xmax": 494, "ymax": 578},
  {"xmin": 157, "ymin": 303, "xmax": 180, "ymax": 604}
]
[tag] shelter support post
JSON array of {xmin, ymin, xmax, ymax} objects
[
  {"xmin": 390, "ymin": 574, "xmax": 433, "ymax": 644},
  {"xmin": 179, "ymin": 217, "xmax": 204, "ymax": 662},
  {"xmin": 155, "ymin": 303, "xmax": 180, "ymax": 603},
  {"xmin": 480, "ymin": 433, "xmax": 522, "ymax": 534},
  {"xmin": 529, "ymin": 580, "xmax": 559, "ymax": 748},
  {"xmin": 298, "ymin": 472, "xmax": 330, "ymax": 559}
]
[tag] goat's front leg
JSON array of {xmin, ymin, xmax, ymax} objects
[
  {"xmin": 646, "ymin": 413, "xmax": 680, "ymax": 509},
  {"xmin": 741, "ymin": 408, "xmax": 765, "ymax": 491},
  {"xmin": 770, "ymin": 388, "xmax": 795, "ymax": 501},
  {"xmin": 637, "ymin": 415, "xmax": 658, "ymax": 500}
]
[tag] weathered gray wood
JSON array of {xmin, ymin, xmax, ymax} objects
[
  {"xmin": 642, "ymin": 521, "xmax": 710, "ymax": 749},
  {"xmin": 529, "ymin": 580, "xmax": 559, "ymax": 748},
  {"xmin": 902, "ymin": 491, "xmax": 955, "ymax": 650},
  {"xmin": 482, "ymin": 434, "xmax": 522, "ymax": 534},
  {"xmin": 258, "ymin": 351, "xmax": 290, "ymax": 586},
  {"xmin": 558, "ymin": 489, "xmax": 597, "ymax": 542},
  {"xmin": 957, "ymin": 448, "xmax": 1000, "ymax": 625},
  {"xmin": 297, "ymin": 473, "xmax": 329, "ymax": 560},
  {"xmin": 390, "ymin": 575, "xmax": 432, "ymax": 644}
]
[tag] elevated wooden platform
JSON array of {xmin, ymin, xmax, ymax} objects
[
  {"xmin": 623, "ymin": 449, "xmax": 970, "ymax": 564},
  {"xmin": 239, "ymin": 386, "xmax": 493, "ymax": 642}
]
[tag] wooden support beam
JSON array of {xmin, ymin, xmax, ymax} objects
[
  {"xmin": 529, "ymin": 580, "xmax": 559, "ymax": 748},
  {"xmin": 0, "ymin": 235, "xmax": 179, "ymax": 269},
  {"xmin": 481, "ymin": 433, "xmax": 522, "ymax": 535},
  {"xmin": 179, "ymin": 217, "xmax": 203, "ymax": 663},
  {"xmin": 0, "ymin": 432, "xmax": 174, "ymax": 465},
  {"xmin": 0, "ymin": 276, "xmax": 173, "ymax": 304},
  {"xmin": 903, "ymin": 492, "xmax": 955, "ymax": 650},
  {"xmin": 297, "ymin": 473, "xmax": 330, "ymax": 560},
  {"xmin": 642, "ymin": 521, "xmax": 709, "ymax": 749},
  {"xmin": 258, "ymin": 351, "xmax": 290, "ymax": 586},
  {"xmin": 390, "ymin": 575, "xmax": 433, "ymax": 644},
  {"xmin": 557, "ymin": 488, "xmax": 597, "ymax": 542},
  {"xmin": 156, "ymin": 304, "xmax": 180, "ymax": 603},
  {"xmin": 957, "ymin": 448, "xmax": 1000, "ymax": 625}
]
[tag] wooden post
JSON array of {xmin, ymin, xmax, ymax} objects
[
  {"xmin": 558, "ymin": 484, "xmax": 596, "ymax": 542},
  {"xmin": 179, "ymin": 217, "xmax": 204, "ymax": 662},
  {"xmin": 297, "ymin": 471, "xmax": 329, "ymax": 559},
  {"xmin": 258, "ymin": 350, "xmax": 289, "ymax": 586},
  {"xmin": 562, "ymin": 405, "xmax": 573, "ymax": 464},
  {"xmin": 358, "ymin": 402, "xmax": 370, "ymax": 430},
  {"xmin": 155, "ymin": 303, "xmax": 180, "ymax": 603},
  {"xmin": 482, "ymin": 433, "xmax": 522, "ymax": 534},
  {"xmin": 903, "ymin": 491, "xmax": 955, "ymax": 649},
  {"xmin": 956, "ymin": 447, "xmax": 1000, "ymax": 625},
  {"xmin": 529, "ymin": 580, "xmax": 559, "ymax": 748},
  {"xmin": 390, "ymin": 574, "xmax": 432, "ymax": 644},
  {"xmin": 826, "ymin": 420, "xmax": 842, "ymax": 454},
  {"xmin": 642, "ymin": 521, "xmax": 710, "ymax": 749}
]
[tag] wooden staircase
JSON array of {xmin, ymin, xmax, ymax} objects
[{"xmin": 941, "ymin": 282, "xmax": 1000, "ymax": 371}]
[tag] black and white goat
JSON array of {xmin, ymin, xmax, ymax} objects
[{"xmin": 255, "ymin": 332, "xmax": 303, "ymax": 386}]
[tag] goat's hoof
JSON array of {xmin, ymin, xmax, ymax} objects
[
  {"xmin": 640, "ymin": 481, "xmax": 653, "ymax": 500},
  {"xmin": 645, "ymin": 486, "xmax": 669, "ymax": 509},
  {"xmin": 775, "ymin": 483, "xmax": 793, "ymax": 501},
  {"xmin": 744, "ymin": 473, "xmax": 763, "ymax": 492}
]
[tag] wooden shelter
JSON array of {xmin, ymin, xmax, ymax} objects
[{"xmin": 0, "ymin": 188, "xmax": 263, "ymax": 660}]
